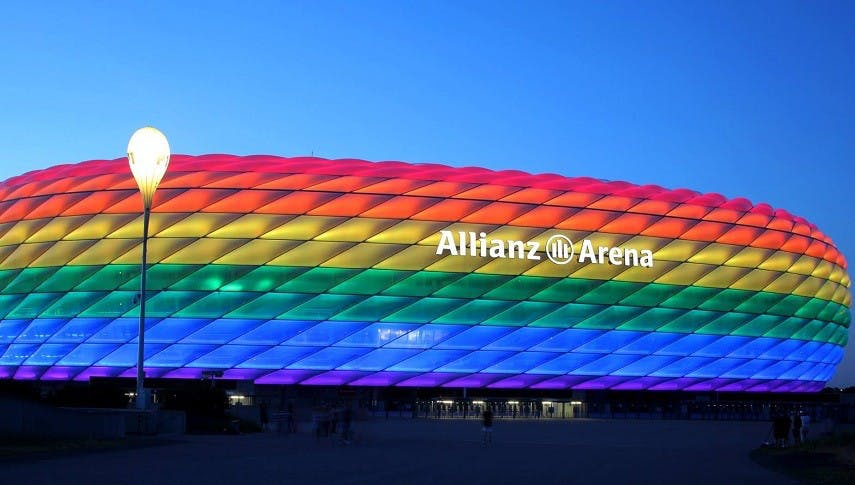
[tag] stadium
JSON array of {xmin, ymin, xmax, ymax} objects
[{"xmin": 0, "ymin": 154, "xmax": 849, "ymax": 394}]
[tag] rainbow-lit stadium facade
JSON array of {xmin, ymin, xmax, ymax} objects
[{"xmin": 0, "ymin": 155, "xmax": 849, "ymax": 392}]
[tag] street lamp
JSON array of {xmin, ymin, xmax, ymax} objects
[{"xmin": 127, "ymin": 127, "xmax": 170, "ymax": 410}]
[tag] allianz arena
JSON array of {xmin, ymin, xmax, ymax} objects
[{"xmin": 0, "ymin": 155, "xmax": 849, "ymax": 392}]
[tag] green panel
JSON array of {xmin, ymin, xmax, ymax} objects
[
  {"xmin": 177, "ymin": 292, "xmax": 261, "ymax": 319},
  {"xmin": 35, "ymin": 266, "xmax": 103, "ymax": 292},
  {"xmin": 277, "ymin": 267, "xmax": 361, "ymax": 294},
  {"xmin": 79, "ymin": 291, "xmax": 138, "ymax": 317},
  {"xmin": 529, "ymin": 303, "xmax": 606, "ymax": 328},
  {"xmin": 616, "ymin": 307, "xmax": 686, "ymax": 332},
  {"xmin": 832, "ymin": 306, "xmax": 850, "ymax": 326},
  {"xmin": 221, "ymin": 266, "xmax": 308, "ymax": 292},
  {"xmin": 382, "ymin": 271, "xmax": 465, "ymax": 297},
  {"xmin": 619, "ymin": 283, "xmax": 684, "ymax": 307},
  {"xmin": 767, "ymin": 295, "xmax": 810, "ymax": 317},
  {"xmin": 4, "ymin": 267, "xmax": 59, "ymax": 294},
  {"xmin": 816, "ymin": 302, "xmax": 841, "ymax": 324},
  {"xmin": 0, "ymin": 269, "xmax": 23, "ymax": 292},
  {"xmin": 573, "ymin": 306, "xmax": 646, "ymax": 330},
  {"xmin": 733, "ymin": 291, "xmax": 787, "ymax": 314},
  {"xmin": 278, "ymin": 294, "xmax": 362, "ymax": 321},
  {"xmin": 433, "ymin": 273, "xmax": 512, "ymax": 299},
  {"xmin": 811, "ymin": 322, "xmax": 838, "ymax": 343},
  {"xmin": 42, "ymin": 291, "xmax": 108, "ymax": 318},
  {"xmin": 222, "ymin": 293, "xmax": 314, "ymax": 319},
  {"xmin": 695, "ymin": 312, "xmax": 750, "ymax": 335},
  {"xmin": 170, "ymin": 265, "xmax": 256, "ymax": 291},
  {"xmin": 576, "ymin": 281, "xmax": 643, "ymax": 305},
  {"xmin": 75, "ymin": 265, "xmax": 137, "ymax": 291},
  {"xmin": 791, "ymin": 319, "xmax": 825, "ymax": 341},
  {"xmin": 382, "ymin": 297, "xmax": 467, "ymax": 323},
  {"xmin": 661, "ymin": 286, "xmax": 721, "ymax": 310},
  {"xmin": 0, "ymin": 294, "xmax": 25, "ymax": 318},
  {"xmin": 434, "ymin": 299, "xmax": 516, "ymax": 325},
  {"xmin": 483, "ymin": 276, "xmax": 559, "ymax": 301},
  {"xmin": 128, "ymin": 291, "xmax": 206, "ymax": 318},
  {"xmin": 698, "ymin": 289, "xmax": 755, "ymax": 312},
  {"xmin": 656, "ymin": 309, "xmax": 719, "ymax": 334},
  {"xmin": 483, "ymin": 301, "xmax": 562, "ymax": 326},
  {"xmin": 763, "ymin": 317, "xmax": 806, "ymax": 340},
  {"xmin": 120, "ymin": 265, "xmax": 201, "ymax": 292},
  {"xmin": 332, "ymin": 295, "xmax": 416, "ymax": 321},
  {"xmin": 530, "ymin": 278, "xmax": 604, "ymax": 303},
  {"xmin": 7, "ymin": 293, "xmax": 63, "ymax": 319},
  {"xmin": 831, "ymin": 327, "xmax": 848, "ymax": 346},
  {"xmin": 330, "ymin": 269, "xmax": 413, "ymax": 296},
  {"xmin": 731, "ymin": 314, "xmax": 786, "ymax": 337},
  {"xmin": 793, "ymin": 298, "xmax": 829, "ymax": 320}
]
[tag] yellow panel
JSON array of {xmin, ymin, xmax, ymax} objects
[
  {"xmin": 840, "ymin": 271, "xmax": 851, "ymax": 288},
  {"xmin": 729, "ymin": 269, "xmax": 781, "ymax": 291},
  {"xmin": 687, "ymin": 243, "xmax": 741, "ymax": 265},
  {"xmin": 763, "ymin": 273, "xmax": 807, "ymax": 294},
  {"xmin": 315, "ymin": 218, "xmax": 398, "ymax": 243},
  {"xmin": 725, "ymin": 247, "xmax": 774, "ymax": 268},
  {"xmin": 619, "ymin": 235, "xmax": 672, "ymax": 253},
  {"xmin": 367, "ymin": 220, "xmax": 447, "ymax": 244},
  {"xmin": 267, "ymin": 241, "xmax": 354, "ymax": 267},
  {"xmin": 792, "ymin": 276, "xmax": 827, "ymax": 299},
  {"xmin": 373, "ymin": 245, "xmax": 443, "ymax": 271},
  {"xmin": 160, "ymin": 238, "xmax": 250, "ymax": 265},
  {"xmin": 209, "ymin": 214, "xmax": 294, "ymax": 239},
  {"xmin": 522, "ymin": 260, "xmax": 578, "ymax": 278},
  {"xmin": 261, "ymin": 216, "xmax": 346, "ymax": 241},
  {"xmin": 487, "ymin": 226, "xmax": 551, "ymax": 243},
  {"xmin": 2, "ymin": 242, "xmax": 52, "ymax": 269},
  {"xmin": 0, "ymin": 219, "xmax": 50, "ymax": 247},
  {"xmin": 653, "ymin": 240, "xmax": 708, "ymax": 263},
  {"xmin": 788, "ymin": 255, "xmax": 820, "ymax": 276},
  {"xmin": 418, "ymin": 223, "xmax": 499, "ymax": 246},
  {"xmin": 426, "ymin": 254, "xmax": 491, "ymax": 273},
  {"xmin": 526, "ymin": 230, "xmax": 592, "ymax": 248},
  {"xmin": 25, "ymin": 216, "xmax": 91, "ymax": 243},
  {"xmin": 156, "ymin": 213, "xmax": 241, "ymax": 238},
  {"xmin": 612, "ymin": 260, "xmax": 680, "ymax": 283},
  {"xmin": 67, "ymin": 239, "xmax": 139, "ymax": 265},
  {"xmin": 570, "ymin": 261, "xmax": 632, "ymax": 280},
  {"xmin": 654, "ymin": 263, "xmax": 717, "ymax": 285},
  {"xmin": 107, "ymin": 213, "xmax": 189, "ymax": 239},
  {"xmin": 112, "ymin": 237, "xmax": 198, "ymax": 264},
  {"xmin": 322, "ymin": 242, "xmax": 407, "ymax": 268},
  {"xmin": 811, "ymin": 260, "xmax": 834, "ymax": 280},
  {"xmin": 815, "ymin": 280, "xmax": 839, "ymax": 301},
  {"xmin": 694, "ymin": 266, "xmax": 753, "ymax": 288},
  {"xmin": 64, "ymin": 214, "xmax": 137, "ymax": 241},
  {"xmin": 30, "ymin": 240, "xmax": 97, "ymax": 267},
  {"xmin": 475, "ymin": 257, "xmax": 541, "ymax": 276},
  {"xmin": 214, "ymin": 239, "xmax": 301, "ymax": 265},
  {"xmin": 757, "ymin": 251, "xmax": 799, "ymax": 272},
  {"xmin": 0, "ymin": 245, "xmax": 17, "ymax": 266},
  {"xmin": 577, "ymin": 232, "xmax": 633, "ymax": 249}
]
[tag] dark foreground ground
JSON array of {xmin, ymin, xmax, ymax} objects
[{"xmin": 0, "ymin": 418, "xmax": 794, "ymax": 484}]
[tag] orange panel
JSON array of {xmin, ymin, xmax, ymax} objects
[
  {"xmin": 356, "ymin": 178, "xmax": 431, "ymax": 195},
  {"xmin": 588, "ymin": 196, "xmax": 638, "ymax": 211},
  {"xmin": 703, "ymin": 208, "xmax": 741, "ymax": 223},
  {"xmin": 72, "ymin": 173, "xmax": 130, "ymax": 192},
  {"xmin": 626, "ymin": 199, "xmax": 677, "ymax": 216},
  {"xmin": 308, "ymin": 176, "xmax": 384, "ymax": 192},
  {"xmin": 155, "ymin": 189, "xmax": 237, "ymax": 213},
  {"xmin": 453, "ymin": 184, "xmax": 519, "ymax": 201},
  {"xmin": 411, "ymin": 199, "xmax": 489, "ymax": 222},
  {"xmin": 61, "ymin": 190, "xmax": 136, "ymax": 216},
  {"xmin": 203, "ymin": 172, "xmax": 275, "ymax": 189},
  {"xmin": 461, "ymin": 202, "xmax": 534, "ymax": 225},
  {"xmin": 203, "ymin": 190, "xmax": 287, "ymax": 213},
  {"xmin": 159, "ymin": 171, "xmax": 230, "ymax": 189},
  {"xmin": 26, "ymin": 193, "xmax": 89, "ymax": 219},
  {"xmin": 752, "ymin": 230, "xmax": 788, "ymax": 250},
  {"xmin": 0, "ymin": 196, "xmax": 49, "ymax": 223},
  {"xmin": 598, "ymin": 213, "xmax": 658, "ymax": 235},
  {"xmin": 640, "ymin": 217, "xmax": 695, "ymax": 238},
  {"xmin": 307, "ymin": 194, "xmax": 391, "ymax": 217},
  {"xmin": 361, "ymin": 196, "xmax": 438, "ymax": 219},
  {"xmin": 500, "ymin": 188, "xmax": 562, "ymax": 204},
  {"xmin": 679, "ymin": 221, "xmax": 731, "ymax": 242},
  {"xmin": 544, "ymin": 192, "xmax": 602, "ymax": 208},
  {"xmin": 406, "ymin": 181, "xmax": 476, "ymax": 197},
  {"xmin": 554, "ymin": 209, "xmax": 617, "ymax": 231},
  {"xmin": 254, "ymin": 173, "xmax": 336, "ymax": 190},
  {"xmin": 767, "ymin": 218, "xmax": 794, "ymax": 232},
  {"xmin": 667, "ymin": 203, "xmax": 711, "ymax": 219},
  {"xmin": 735, "ymin": 212, "xmax": 772, "ymax": 228},
  {"xmin": 257, "ymin": 191, "xmax": 339, "ymax": 215},
  {"xmin": 716, "ymin": 226, "xmax": 763, "ymax": 246},
  {"xmin": 805, "ymin": 240, "xmax": 828, "ymax": 259},
  {"xmin": 507, "ymin": 206, "xmax": 576, "ymax": 228},
  {"xmin": 780, "ymin": 235, "xmax": 811, "ymax": 254}
]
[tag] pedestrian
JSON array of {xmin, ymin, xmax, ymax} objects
[
  {"xmin": 792, "ymin": 413, "xmax": 802, "ymax": 446},
  {"xmin": 800, "ymin": 413, "xmax": 810, "ymax": 442},
  {"xmin": 481, "ymin": 407, "xmax": 493, "ymax": 445},
  {"xmin": 259, "ymin": 401, "xmax": 269, "ymax": 432}
]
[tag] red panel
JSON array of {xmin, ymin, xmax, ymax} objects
[
  {"xmin": 203, "ymin": 190, "xmax": 288, "ymax": 213},
  {"xmin": 545, "ymin": 192, "xmax": 603, "ymax": 208},
  {"xmin": 508, "ymin": 206, "xmax": 577, "ymax": 228},
  {"xmin": 203, "ymin": 172, "xmax": 277, "ymax": 189},
  {"xmin": 588, "ymin": 196, "xmax": 638, "ymax": 211},
  {"xmin": 703, "ymin": 208, "xmax": 742, "ymax": 223},
  {"xmin": 308, "ymin": 176, "xmax": 384, "ymax": 193},
  {"xmin": 155, "ymin": 189, "xmax": 237, "ymax": 213},
  {"xmin": 361, "ymin": 196, "xmax": 439, "ymax": 219},
  {"xmin": 257, "ymin": 191, "xmax": 339, "ymax": 215},
  {"xmin": 667, "ymin": 204, "xmax": 711, "ymax": 219},
  {"xmin": 355, "ymin": 178, "xmax": 431, "ymax": 195},
  {"xmin": 626, "ymin": 199, "xmax": 677, "ymax": 216},
  {"xmin": 500, "ymin": 188, "xmax": 563, "ymax": 204},
  {"xmin": 461, "ymin": 202, "xmax": 535, "ymax": 225},
  {"xmin": 73, "ymin": 173, "xmax": 131, "ymax": 192},
  {"xmin": 255, "ymin": 174, "xmax": 336, "ymax": 190},
  {"xmin": 453, "ymin": 184, "xmax": 520, "ymax": 201},
  {"xmin": 411, "ymin": 199, "xmax": 489, "ymax": 222},
  {"xmin": 406, "ymin": 181, "xmax": 477, "ymax": 197},
  {"xmin": 307, "ymin": 194, "xmax": 391, "ymax": 217}
]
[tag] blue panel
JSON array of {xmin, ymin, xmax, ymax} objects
[
  {"xmin": 236, "ymin": 346, "xmax": 318, "ymax": 369},
  {"xmin": 23, "ymin": 343, "xmax": 77, "ymax": 365},
  {"xmin": 528, "ymin": 329, "xmax": 602, "ymax": 352},
  {"xmin": 14, "ymin": 319, "xmax": 68, "ymax": 343},
  {"xmin": 727, "ymin": 338, "xmax": 780, "ymax": 359},
  {"xmin": 799, "ymin": 363, "xmax": 826, "ymax": 381},
  {"xmin": 187, "ymin": 345, "xmax": 267, "ymax": 369},
  {"xmin": 0, "ymin": 344, "xmax": 40, "ymax": 365},
  {"xmin": 573, "ymin": 331, "xmax": 644, "ymax": 354},
  {"xmin": 288, "ymin": 347, "xmax": 372, "ymax": 370},
  {"xmin": 687, "ymin": 358, "xmax": 749, "ymax": 378},
  {"xmin": 483, "ymin": 327, "xmax": 561, "ymax": 351},
  {"xmin": 144, "ymin": 318, "xmax": 211, "ymax": 344},
  {"xmin": 816, "ymin": 365, "xmax": 836, "ymax": 381},
  {"xmin": 147, "ymin": 344, "xmax": 219, "ymax": 367},
  {"xmin": 788, "ymin": 341, "xmax": 823, "ymax": 361},
  {"xmin": 779, "ymin": 361, "xmax": 816, "ymax": 380},
  {"xmin": 824, "ymin": 346, "xmax": 844, "ymax": 365},
  {"xmin": 284, "ymin": 321, "xmax": 368, "ymax": 346},
  {"xmin": 721, "ymin": 359, "xmax": 775, "ymax": 379},
  {"xmin": 571, "ymin": 354, "xmax": 642, "ymax": 376},
  {"xmin": 97, "ymin": 343, "xmax": 167, "ymax": 366},
  {"xmin": 337, "ymin": 348, "xmax": 421, "ymax": 371},
  {"xmin": 655, "ymin": 334, "xmax": 720, "ymax": 356},
  {"xmin": 434, "ymin": 326, "xmax": 514, "ymax": 350},
  {"xmin": 691, "ymin": 336, "xmax": 751, "ymax": 358},
  {"xmin": 759, "ymin": 339, "xmax": 809, "ymax": 360},
  {"xmin": 181, "ymin": 319, "xmax": 262, "ymax": 344},
  {"xmin": 806, "ymin": 344, "xmax": 836, "ymax": 363},
  {"xmin": 47, "ymin": 318, "xmax": 112, "ymax": 343},
  {"xmin": 384, "ymin": 324, "xmax": 466, "ymax": 349},
  {"xmin": 56, "ymin": 344, "xmax": 119, "ymax": 366},
  {"xmin": 615, "ymin": 332, "xmax": 683, "ymax": 355},
  {"xmin": 335, "ymin": 322, "xmax": 420, "ymax": 347},
  {"xmin": 435, "ymin": 351, "xmax": 515, "ymax": 373},
  {"xmin": 231, "ymin": 320, "xmax": 314, "ymax": 345},
  {"xmin": 0, "ymin": 320, "xmax": 30, "ymax": 344},
  {"xmin": 611, "ymin": 355, "xmax": 680, "ymax": 376},
  {"xmin": 482, "ymin": 352, "xmax": 560, "ymax": 374},
  {"xmin": 649, "ymin": 356, "xmax": 716, "ymax": 377},
  {"xmin": 527, "ymin": 353, "xmax": 601, "ymax": 375},
  {"xmin": 89, "ymin": 318, "xmax": 148, "ymax": 343},
  {"xmin": 386, "ymin": 349, "xmax": 469, "ymax": 372},
  {"xmin": 751, "ymin": 360, "xmax": 800, "ymax": 379}
]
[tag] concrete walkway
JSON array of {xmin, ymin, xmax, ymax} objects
[{"xmin": 0, "ymin": 418, "xmax": 793, "ymax": 484}]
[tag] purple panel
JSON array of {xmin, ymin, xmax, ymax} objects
[
  {"xmin": 302, "ymin": 371, "xmax": 369, "ymax": 386},
  {"xmin": 222, "ymin": 369, "xmax": 267, "ymax": 381},
  {"xmin": 612, "ymin": 376, "xmax": 671, "ymax": 390},
  {"xmin": 41, "ymin": 366, "xmax": 81, "ymax": 381},
  {"xmin": 14, "ymin": 366, "xmax": 43, "ymax": 380},
  {"xmin": 0, "ymin": 366, "xmax": 15, "ymax": 378},
  {"xmin": 74, "ymin": 366, "xmax": 123, "ymax": 381},
  {"xmin": 120, "ymin": 367, "xmax": 171, "ymax": 378},
  {"xmin": 745, "ymin": 380, "xmax": 781, "ymax": 392},
  {"xmin": 574, "ymin": 375, "xmax": 632, "ymax": 390},
  {"xmin": 649, "ymin": 377, "xmax": 698, "ymax": 391},
  {"xmin": 487, "ymin": 374, "xmax": 550, "ymax": 389},
  {"xmin": 350, "ymin": 372, "xmax": 418, "ymax": 387},
  {"xmin": 164, "ymin": 368, "xmax": 205, "ymax": 379},
  {"xmin": 531, "ymin": 375, "xmax": 593, "ymax": 389},
  {"xmin": 685, "ymin": 378, "xmax": 733, "ymax": 391},
  {"xmin": 443, "ymin": 373, "xmax": 507, "ymax": 388},
  {"xmin": 396, "ymin": 372, "xmax": 458, "ymax": 387},
  {"xmin": 255, "ymin": 369, "xmax": 319, "ymax": 384}
]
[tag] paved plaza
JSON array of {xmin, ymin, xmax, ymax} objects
[{"xmin": 0, "ymin": 418, "xmax": 793, "ymax": 484}]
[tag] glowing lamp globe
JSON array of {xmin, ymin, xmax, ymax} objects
[{"xmin": 127, "ymin": 127, "xmax": 170, "ymax": 209}]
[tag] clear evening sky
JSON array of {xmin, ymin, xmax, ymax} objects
[{"xmin": 1, "ymin": 1, "xmax": 853, "ymax": 385}]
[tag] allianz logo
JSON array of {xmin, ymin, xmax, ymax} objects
[{"xmin": 435, "ymin": 230, "xmax": 654, "ymax": 268}]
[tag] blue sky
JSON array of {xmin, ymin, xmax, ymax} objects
[{"xmin": 1, "ymin": 1, "xmax": 853, "ymax": 385}]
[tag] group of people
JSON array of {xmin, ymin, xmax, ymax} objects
[
  {"xmin": 311, "ymin": 403, "xmax": 354, "ymax": 443},
  {"xmin": 771, "ymin": 411, "xmax": 810, "ymax": 447}
]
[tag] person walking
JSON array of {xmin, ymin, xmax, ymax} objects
[
  {"xmin": 481, "ymin": 407, "xmax": 494, "ymax": 445},
  {"xmin": 792, "ymin": 412, "xmax": 802, "ymax": 446}
]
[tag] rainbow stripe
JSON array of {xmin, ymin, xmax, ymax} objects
[{"xmin": 0, "ymin": 155, "xmax": 849, "ymax": 391}]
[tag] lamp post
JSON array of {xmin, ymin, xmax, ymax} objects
[{"xmin": 127, "ymin": 127, "xmax": 170, "ymax": 410}]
